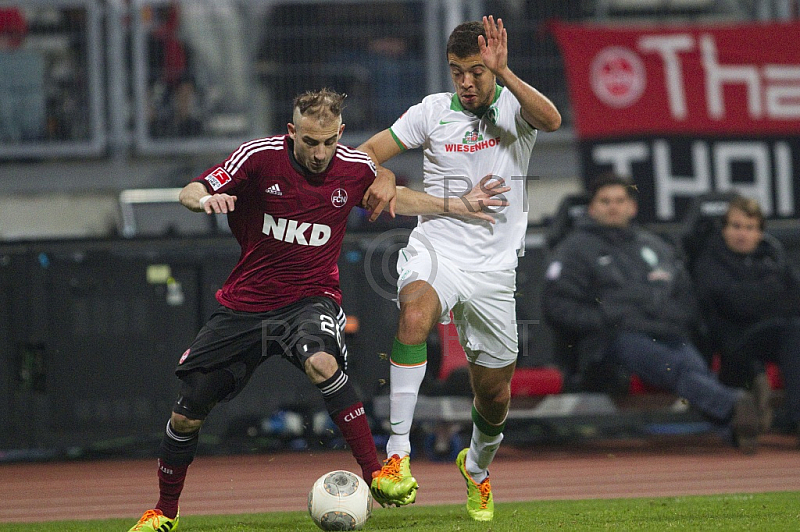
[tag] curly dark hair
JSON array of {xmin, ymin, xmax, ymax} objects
[
  {"xmin": 446, "ymin": 21, "xmax": 484, "ymax": 58},
  {"xmin": 293, "ymin": 88, "xmax": 347, "ymax": 120}
]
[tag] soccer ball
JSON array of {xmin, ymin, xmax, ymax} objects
[{"xmin": 307, "ymin": 470, "xmax": 373, "ymax": 531}]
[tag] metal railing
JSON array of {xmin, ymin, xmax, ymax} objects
[
  {"xmin": 127, "ymin": 0, "xmax": 455, "ymax": 155},
  {"xmin": 0, "ymin": 0, "xmax": 105, "ymax": 157},
  {"xmin": 0, "ymin": 0, "xmax": 793, "ymax": 160}
]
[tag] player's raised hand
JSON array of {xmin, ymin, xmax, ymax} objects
[
  {"xmin": 478, "ymin": 16, "xmax": 508, "ymax": 76},
  {"xmin": 452, "ymin": 174, "xmax": 510, "ymax": 223}
]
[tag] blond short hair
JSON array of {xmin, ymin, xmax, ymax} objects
[
  {"xmin": 725, "ymin": 196, "xmax": 764, "ymax": 230},
  {"xmin": 292, "ymin": 89, "xmax": 346, "ymax": 124}
]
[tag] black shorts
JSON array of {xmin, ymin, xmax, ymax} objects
[{"xmin": 175, "ymin": 296, "xmax": 348, "ymax": 401}]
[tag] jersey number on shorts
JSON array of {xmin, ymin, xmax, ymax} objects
[{"xmin": 320, "ymin": 314, "xmax": 343, "ymax": 350}]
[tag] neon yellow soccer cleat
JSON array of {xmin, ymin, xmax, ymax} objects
[
  {"xmin": 370, "ymin": 454, "xmax": 419, "ymax": 507},
  {"xmin": 128, "ymin": 508, "xmax": 179, "ymax": 532},
  {"xmin": 456, "ymin": 448, "xmax": 494, "ymax": 521}
]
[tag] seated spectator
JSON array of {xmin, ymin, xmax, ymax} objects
[
  {"xmin": 541, "ymin": 173, "xmax": 760, "ymax": 453},
  {"xmin": 692, "ymin": 196, "xmax": 800, "ymax": 443}
]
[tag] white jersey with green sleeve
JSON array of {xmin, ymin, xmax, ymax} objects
[{"xmin": 390, "ymin": 85, "xmax": 538, "ymax": 271}]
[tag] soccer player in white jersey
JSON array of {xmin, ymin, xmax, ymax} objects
[{"xmin": 358, "ymin": 16, "xmax": 561, "ymax": 521}]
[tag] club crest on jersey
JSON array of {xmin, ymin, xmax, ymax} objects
[
  {"xmin": 484, "ymin": 105, "xmax": 499, "ymax": 125},
  {"xmin": 205, "ymin": 168, "xmax": 232, "ymax": 191},
  {"xmin": 463, "ymin": 130, "xmax": 483, "ymax": 144},
  {"xmin": 331, "ymin": 188, "xmax": 348, "ymax": 208}
]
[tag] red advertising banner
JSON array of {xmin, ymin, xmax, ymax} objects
[{"xmin": 552, "ymin": 20, "xmax": 800, "ymax": 139}]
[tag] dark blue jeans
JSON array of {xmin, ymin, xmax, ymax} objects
[
  {"xmin": 723, "ymin": 317, "xmax": 800, "ymax": 424},
  {"xmin": 609, "ymin": 331, "xmax": 739, "ymax": 422}
]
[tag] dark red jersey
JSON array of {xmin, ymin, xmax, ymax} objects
[{"xmin": 194, "ymin": 135, "xmax": 376, "ymax": 312}]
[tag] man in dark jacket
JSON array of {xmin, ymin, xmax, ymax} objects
[
  {"xmin": 542, "ymin": 173, "xmax": 760, "ymax": 453},
  {"xmin": 692, "ymin": 195, "xmax": 800, "ymax": 443}
]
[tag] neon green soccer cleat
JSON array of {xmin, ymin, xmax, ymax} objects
[
  {"xmin": 128, "ymin": 509, "xmax": 179, "ymax": 532},
  {"xmin": 370, "ymin": 454, "xmax": 419, "ymax": 507},
  {"xmin": 456, "ymin": 448, "xmax": 494, "ymax": 521}
]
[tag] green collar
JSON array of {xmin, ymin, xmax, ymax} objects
[{"xmin": 450, "ymin": 85, "xmax": 503, "ymax": 117}]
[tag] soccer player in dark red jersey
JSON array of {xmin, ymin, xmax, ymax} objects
[{"xmin": 127, "ymin": 89, "xmax": 394, "ymax": 532}]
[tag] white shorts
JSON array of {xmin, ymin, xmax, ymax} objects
[{"xmin": 396, "ymin": 237, "xmax": 518, "ymax": 368}]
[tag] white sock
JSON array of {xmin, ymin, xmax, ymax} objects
[
  {"xmin": 385, "ymin": 361, "xmax": 427, "ymax": 458},
  {"xmin": 465, "ymin": 424, "xmax": 504, "ymax": 484}
]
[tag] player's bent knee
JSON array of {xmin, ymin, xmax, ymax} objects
[
  {"xmin": 478, "ymin": 389, "xmax": 511, "ymax": 409},
  {"xmin": 170, "ymin": 412, "xmax": 203, "ymax": 433},
  {"xmin": 475, "ymin": 380, "xmax": 512, "ymax": 406},
  {"xmin": 397, "ymin": 314, "xmax": 436, "ymax": 346},
  {"xmin": 304, "ymin": 352, "xmax": 339, "ymax": 384},
  {"xmin": 172, "ymin": 368, "xmax": 234, "ymax": 422},
  {"xmin": 472, "ymin": 365, "xmax": 513, "ymax": 393}
]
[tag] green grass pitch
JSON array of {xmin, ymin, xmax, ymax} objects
[{"xmin": 0, "ymin": 492, "xmax": 797, "ymax": 531}]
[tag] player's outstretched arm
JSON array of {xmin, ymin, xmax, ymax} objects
[
  {"xmin": 479, "ymin": 15, "xmax": 561, "ymax": 132},
  {"xmin": 358, "ymin": 129, "xmax": 405, "ymax": 221},
  {"xmin": 179, "ymin": 181, "xmax": 237, "ymax": 214},
  {"xmin": 358, "ymin": 129, "xmax": 404, "ymax": 166},
  {"xmin": 396, "ymin": 175, "xmax": 510, "ymax": 223}
]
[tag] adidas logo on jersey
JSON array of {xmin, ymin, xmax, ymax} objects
[{"xmin": 265, "ymin": 184, "xmax": 283, "ymax": 196}]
